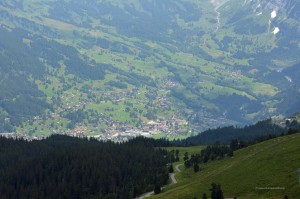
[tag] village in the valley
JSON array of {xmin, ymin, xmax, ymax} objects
[
  {"xmin": 0, "ymin": 80, "xmax": 193, "ymax": 141},
  {"xmin": 81, "ymin": 116, "xmax": 189, "ymax": 141}
]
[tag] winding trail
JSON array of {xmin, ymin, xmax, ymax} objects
[
  {"xmin": 175, "ymin": 164, "xmax": 182, "ymax": 173},
  {"xmin": 136, "ymin": 163, "xmax": 183, "ymax": 199},
  {"xmin": 169, "ymin": 173, "xmax": 177, "ymax": 184},
  {"xmin": 137, "ymin": 191, "xmax": 154, "ymax": 199},
  {"xmin": 169, "ymin": 164, "xmax": 183, "ymax": 184}
]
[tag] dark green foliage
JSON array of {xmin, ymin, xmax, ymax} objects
[
  {"xmin": 184, "ymin": 152, "xmax": 192, "ymax": 168},
  {"xmin": 200, "ymin": 144, "xmax": 233, "ymax": 163},
  {"xmin": 190, "ymin": 154, "xmax": 201, "ymax": 164},
  {"xmin": 144, "ymin": 110, "xmax": 157, "ymax": 120},
  {"xmin": 0, "ymin": 25, "xmax": 106, "ymax": 128},
  {"xmin": 183, "ymin": 144, "xmax": 232, "ymax": 172},
  {"xmin": 0, "ymin": 27, "xmax": 50, "ymax": 127},
  {"xmin": 210, "ymin": 183, "xmax": 224, "ymax": 199},
  {"xmin": 154, "ymin": 185, "xmax": 161, "ymax": 194},
  {"xmin": 202, "ymin": 193, "xmax": 208, "ymax": 199},
  {"xmin": 65, "ymin": 109, "xmax": 86, "ymax": 124},
  {"xmin": 167, "ymin": 150, "xmax": 177, "ymax": 163},
  {"xmin": 175, "ymin": 119, "xmax": 285, "ymax": 145},
  {"xmin": 287, "ymin": 128, "xmax": 298, "ymax": 135},
  {"xmin": 175, "ymin": 149, "xmax": 180, "ymax": 161},
  {"xmin": 284, "ymin": 194, "xmax": 288, "ymax": 199},
  {"xmin": 184, "ymin": 153, "xmax": 201, "ymax": 171},
  {"xmin": 193, "ymin": 163, "xmax": 200, "ymax": 173},
  {"xmin": 105, "ymin": 80, "xmax": 128, "ymax": 89},
  {"xmin": 230, "ymin": 139, "xmax": 246, "ymax": 151},
  {"xmin": 234, "ymin": 18, "xmax": 267, "ymax": 35},
  {"xmin": 171, "ymin": 88, "xmax": 202, "ymax": 109},
  {"xmin": 287, "ymin": 120, "xmax": 300, "ymax": 129},
  {"xmin": 64, "ymin": 57, "xmax": 105, "ymax": 81},
  {"xmin": 184, "ymin": 152, "xmax": 189, "ymax": 161},
  {"xmin": 168, "ymin": 164, "xmax": 174, "ymax": 173},
  {"xmin": 226, "ymin": 128, "xmax": 300, "ymax": 153},
  {"xmin": 64, "ymin": 109, "xmax": 90, "ymax": 129},
  {"xmin": 0, "ymin": 136, "xmax": 170, "ymax": 199},
  {"xmin": 184, "ymin": 159, "xmax": 192, "ymax": 168},
  {"xmin": 212, "ymin": 94, "xmax": 262, "ymax": 123}
]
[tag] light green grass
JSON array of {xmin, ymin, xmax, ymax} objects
[
  {"xmin": 166, "ymin": 146, "xmax": 206, "ymax": 164},
  {"xmin": 152, "ymin": 133, "xmax": 300, "ymax": 199}
]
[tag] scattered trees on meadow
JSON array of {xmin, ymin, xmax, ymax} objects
[{"xmin": 183, "ymin": 143, "xmax": 233, "ymax": 173}]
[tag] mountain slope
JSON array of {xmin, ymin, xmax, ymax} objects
[
  {"xmin": 152, "ymin": 133, "xmax": 300, "ymax": 199},
  {"xmin": 0, "ymin": 0, "xmax": 299, "ymax": 138}
]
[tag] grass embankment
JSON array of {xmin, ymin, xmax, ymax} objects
[{"xmin": 155, "ymin": 133, "xmax": 300, "ymax": 199}]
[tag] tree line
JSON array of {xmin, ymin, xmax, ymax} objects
[
  {"xmin": 172, "ymin": 119, "xmax": 287, "ymax": 145},
  {"xmin": 0, "ymin": 135, "xmax": 172, "ymax": 199}
]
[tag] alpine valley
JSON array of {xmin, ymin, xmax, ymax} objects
[{"xmin": 0, "ymin": 0, "xmax": 299, "ymax": 139}]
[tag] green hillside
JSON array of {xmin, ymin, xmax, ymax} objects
[
  {"xmin": 153, "ymin": 133, "xmax": 300, "ymax": 199},
  {"xmin": 0, "ymin": 0, "xmax": 299, "ymax": 139}
]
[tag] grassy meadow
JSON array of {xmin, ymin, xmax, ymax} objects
[{"xmin": 155, "ymin": 133, "xmax": 300, "ymax": 199}]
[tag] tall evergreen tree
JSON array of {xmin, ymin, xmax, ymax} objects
[
  {"xmin": 169, "ymin": 164, "xmax": 174, "ymax": 173},
  {"xmin": 175, "ymin": 149, "xmax": 180, "ymax": 161},
  {"xmin": 0, "ymin": 136, "xmax": 171, "ymax": 199},
  {"xmin": 284, "ymin": 195, "xmax": 289, "ymax": 199},
  {"xmin": 184, "ymin": 152, "xmax": 189, "ymax": 161},
  {"xmin": 194, "ymin": 163, "xmax": 200, "ymax": 173},
  {"xmin": 154, "ymin": 185, "xmax": 161, "ymax": 194},
  {"xmin": 210, "ymin": 183, "xmax": 224, "ymax": 199}
]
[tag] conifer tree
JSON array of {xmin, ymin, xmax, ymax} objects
[
  {"xmin": 194, "ymin": 163, "xmax": 200, "ymax": 172},
  {"xmin": 154, "ymin": 185, "xmax": 161, "ymax": 194}
]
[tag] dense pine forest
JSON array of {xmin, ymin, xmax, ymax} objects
[
  {"xmin": 0, "ymin": 136, "xmax": 171, "ymax": 199},
  {"xmin": 174, "ymin": 119, "xmax": 287, "ymax": 145}
]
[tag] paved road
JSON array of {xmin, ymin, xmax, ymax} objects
[
  {"xmin": 137, "ymin": 191, "xmax": 154, "ymax": 199},
  {"xmin": 136, "ymin": 163, "xmax": 183, "ymax": 199},
  {"xmin": 175, "ymin": 164, "xmax": 183, "ymax": 173},
  {"xmin": 170, "ymin": 173, "xmax": 177, "ymax": 184}
]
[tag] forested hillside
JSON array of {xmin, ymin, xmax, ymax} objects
[
  {"xmin": 152, "ymin": 132, "xmax": 300, "ymax": 199},
  {"xmin": 0, "ymin": 136, "xmax": 171, "ymax": 199},
  {"xmin": 176, "ymin": 119, "xmax": 286, "ymax": 145}
]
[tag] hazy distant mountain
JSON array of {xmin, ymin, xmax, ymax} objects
[{"xmin": 0, "ymin": 0, "xmax": 299, "ymax": 138}]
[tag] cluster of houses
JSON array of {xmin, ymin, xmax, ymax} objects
[
  {"xmin": 67, "ymin": 126, "xmax": 87, "ymax": 137},
  {"xmin": 1, "ymin": 85, "xmax": 193, "ymax": 141},
  {"xmin": 90, "ymin": 116, "xmax": 189, "ymax": 141},
  {"xmin": 274, "ymin": 114, "xmax": 299, "ymax": 128}
]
